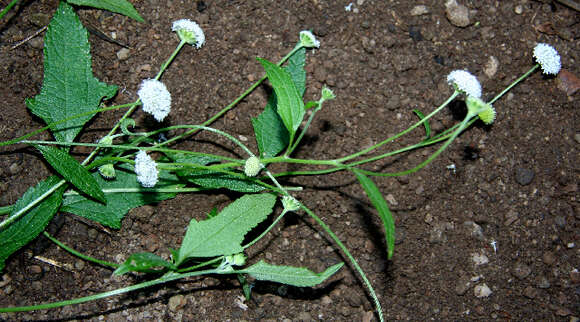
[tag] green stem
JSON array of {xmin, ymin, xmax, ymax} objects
[
  {"xmin": 43, "ymin": 232, "xmax": 119, "ymax": 269},
  {"xmin": 155, "ymin": 44, "xmax": 305, "ymax": 148},
  {"xmin": 490, "ymin": 64, "xmax": 539, "ymax": 104},
  {"xmin": 357, "ymin": 114, "xmax": 474, "ymax": 177},
  {"xmin": 0, "ymin": 269, "xmax": 218, "ymax": 313},
  {"xmin": 300, "ymin": 204, "xmax": 384, "ymax": 322},
  {"xmin": 0, "ymin": 0, "xmax": 19, "ymax": 20},
  {"xmin": 335, "ymin": 91, "xmax": 459, "ymax": 163}
]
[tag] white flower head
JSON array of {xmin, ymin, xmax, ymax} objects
[
  {"xmin": 172, "ymin": 19, "xmax": 205, "ymax": 48},
  {"xmin": 134, "ymin": 150, "xmax": 158, "ymax": 188},
  {"xmin": 299, "ymin": 30, "xmax": 320, "ymax": 48},
  {"xmin": 533, "ymin": 43, "xmax": 561, "ymax": 75},
  {"xmin": 447, "ymin": 70, "xmax": 482, "ymax": 98},
  {"xmin": 137, "ymin": 79, "xmax": 171, "ymax": 122}
]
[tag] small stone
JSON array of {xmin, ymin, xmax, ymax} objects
[
  {"xmin": 514, "ymin": 5, "xmax": 524, "ymax": 14},
  {"xmin": 472, "ymin": 253, "xmax": 489, "ymax": 266},
  {"xmin": 410, "ymin": 5, "xmax": 430, "ymax": 16},
  {"xmin": 536, "ymin": 276, "xmax": 551, "ymax": 289},
  {"xmin": 483, "ymin": 56, "xmax": 499, "ymax": 78},
  {"xmin": 116, "ymin": 48, "xmax": 131, "ymax": 61},
  {"xmin": 28, "ymin": 37, "xmax": 44, "ymax": 50},
  {"xmin": 361, "ymin": 311, "xmax": 374, "ymax": 322},
  {"xmin": 74, "ymin": 260, "xmax": 85, "ymax": 271},
  {"xmin": 455, "ymin": 277, "xmax": 471, "ymax": 295},
  {"xmin": 574, "ymin": 133, "xmax": 580, "ymax": 144},
  {"xmin": 570, "ymin": 269, "xmax": 580, "ymax": 283},
  {"xmin": 424, "ymin": 213, "xmax": 433, "ymax": 224},
  {"xmin": 385, "ymin": 193, "xmax": 398, "ymax": 206},
  {"xmin": 542, "ymin": 251, "xmax": 557, "ymax": 265},
  {"xmin": 394, "ymin": 226, "xmax": 406, "ymax": 245},
  {"xmin": 28, "ymin": 13, "xmax": 51, "ymax": 27},
  {"xmin": 512, "ymin": 262, "xmax": 532, "ymax": 279},
  {"xmin": 515, "ymin": 168, "xmax": 535, "ymax": 185},
  {"xmin": 523, "ymin": 286, "xmax": 538, "ymax": 299},
  {"xmin": 87, "ymin": 228, "xmax": 98, "ymax": 240},
  {"xmin": 346, "ymin": 292, "xmax": 363, "ymax": 307},
  {"xmin": 474, "ymin": 284, "xmax": 492, "ymax": 298},
  {"xmin": 297, "ymin": 311, "xmax": 312, "ymax": 321},
  {"xmin": 321, "ymin": 295, "xmax": 333, "ymax": 305},
  {"xmin": 555, "ymin": 306, "xmax": 572, "ymax": 317},
  {"xmin": 168, "ymin": 294, "xmax": 185, "ymax": 311},
  {"xmin": 26, "ymin": 265, "xmax": 43, "ymax": 281},
  {"xmin": 429, "ymin": 224, "xmax": 447, "ymax": 244},
  {"xmin": 0, "ymin": 274, "xmax": 12, "ymax": 288},
  {"xmin": 8, "ymin": 162, "xmax": 21, "ymax": 175},
  {"xmin": 463, "ymin": 221, "xmax": 485, "ymax": 241},
  {"xmin": 504, "ymin": 210, "xmax": 519, "ymax": 226},
  {"xmin": 445, "ymin": 0, "xmax": 471, "ymax": 27}
]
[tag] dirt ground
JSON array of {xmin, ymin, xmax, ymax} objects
[{"xmin": 0, "ymin": 0, "xmax": 578, "ymax": 320}]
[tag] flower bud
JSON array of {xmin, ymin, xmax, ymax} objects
[
  {"xmin": 321, "ymin": 87, "xmax": 336, "ymax": 101},
  {"xmin": 98, "ymin": 163, "xmax": 116, "ymax": 179},
  {"xmin": 282, "ymin": 195, "xmax": 300, "ymax": 213},
  {"xmin": 299, "ymin": 30, "xmax": 320, "ymax": 48},
  {"xmin": 172, "ymin": 19, "xmax": 205, "ymax": 48},
  {"xmin": 466, "ymin": 96, "xmax": 496, "ymax": 125},
  {"xmin": 244, "ymin": 156, "xmax": 262, "ymax": 177}
]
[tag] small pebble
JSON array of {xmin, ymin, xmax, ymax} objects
[
  {"xmin": 515, "ymin": 167, "xmax": 535, "ymax": 186},
  {"xmin": 8, "ymin": 162, "xmax": 22, "ymax": 175},
  {"xmin": 514, "ymin": 5, "xmax": 524, "ymax": 14},
  {"xmin": 569, "ymin": 269, "xmax": 580, "ymax": 283},
  {"xmin": 474, "ymin": 284, "xmax": 492, "ymax": 298},
  {"xmin": 523, "ymin": 286, "xmax": 538, "ymax": 299},
  {"xmin": 394, "ymin": 226, "xmax": 406, "ymax": 245},
  {"xmin": 297, "ymin": 311, "xmax": 312, "ymax": 321},
  {"xmin": 483, "ymin": 56, "xmax": 499, "ymax": 78},
  {"xmin": 410, "ymin": 5, "xmax": 430, "ymax": 16},
  {"xmin": 385, "ymin": 193, "xmax": 398, "ymax": 206},
  {"xmin": 168, "ymin": 294, "xmax": 185, "ymax": 311},
  {"xmin": 574, "ymin": 133, "xmax": 580, "ymax": 144},
  {"xmin": 512, "ymin": 262, "xmax": 532, "ymax": 279},
  {"xmin": 445, "ymin": 0, "xmax": 471, "ymax": 27},
  {"xmin": 74, "ymin": 260, "xmax": 85, "ymax": 271},
  {"xmin": 455, "ymin": 277, "xmax": 471, "ymax": 295},
  {"xmin": 463, "ymin": 221, "xmax": 485, "ymax": 241},
  {"xmin": 472, "ymin": 253, "xmax": 489, "ymax": 266},
  {"xmin": 542, "ymin": 251, "xmax": 556, "ymax": 265},
  {"xmin": 116, "ymin": 48, "xmax": 131, "ymax": 61}
]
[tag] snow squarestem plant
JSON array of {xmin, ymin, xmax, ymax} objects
[{"xmin": 0, "ymin": 2, "xmax": 562, "ymax": 321}]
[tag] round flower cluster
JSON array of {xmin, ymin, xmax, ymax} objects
[
  {"xmin": 447, "ymin": 70, "xmax": 482, "ymax": 98},
  {"xmin": 134, "ymin": 150, "xmax": 158, "ymax": 188},
  {"xmin": 137, "ymin": 79, "xmax": 171, "ymax": 122},
  {"xmin": 533, "ymin": 43, "xmax": 561, "ymax": 75}
]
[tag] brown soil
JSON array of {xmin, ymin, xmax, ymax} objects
[{"xmin": 0, "ymin": 0, "xmax": 578, "ymax": 320}]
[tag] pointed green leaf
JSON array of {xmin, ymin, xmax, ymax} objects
[
  {"xmin": 257, "ymin": 58, "xmax": 305, "ymax": 134},
  {"xmin": 0, "ymin": 176, "xmax": 66, "ymax": 271},
  {"xmin": 413, "ymin": 109, "xmax": 431, "ymax": 141},
  {"xmin": 180, "ymin": 169, "xmax": 265, "ymax": 193},
  {"xmin": 354, "ymin": 170, "xmax": 396, "ymax": 259},
  {"xmin": 176, "ymin": 194, "xmax": 277, "ymax": 265},
  {"xmin": 114, "ymin": 252, "xmax": 176, "ymax": 275},
  {"xmin": 240, "ymin": 260, "xmax": 344, "ymax": 287},
  {"xmin": 66, "ymin": 0, "xmax": 144, "ymax": 22},
  {"xmin": 26, "ymin": 2, "xmax": 117, "ymax": 145},
  {"xmin": 252, "ymin": 99, "xmax": 289, "ymax": 158},
  {"xmin": 285, "ymin": 47, "xmax": 306, "ymax": 96},
  {"xmin": 61, "ymin": 164, "xmax": 182, "ymax": 229},
  {"xmin": 35, "ymin": 144, "xmax": 105, "ymax": 203}
]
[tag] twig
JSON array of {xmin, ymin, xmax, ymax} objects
[{"xmin": 10, "ymin": 25, "xmax": 47, "ymax": 50}]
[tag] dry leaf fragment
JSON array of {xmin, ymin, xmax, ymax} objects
[{"xmin": 557, "ymin": 69, "xmax": 580, "ymax": 96}]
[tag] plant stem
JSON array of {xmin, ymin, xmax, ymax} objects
[
  {"xmin": 490, "ymin": 64, "xmax": 539, "ymax": 104},
  {"xmin": 0, "ymin": 0, "xmax": 19, "ymax": 20},
  {"xmin": 43, "ymin": 232, "xmax": 119, "ymax": 269},
  {"xmin": 0, "ymin": 269, "xmax": 217, "ymax": 313},
  {"xmin": 300, "ymin": 204, "xmax": 384, "ymax": 322}
]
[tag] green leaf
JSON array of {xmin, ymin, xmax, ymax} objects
[
  {"xmin": 61, "ymin": 164, "xmax": 182, "ymax": 229},
  {"xmin": 35, "ymin": 144, "xmax": 105, "ymax": 203},
  {"xmin": 176, "ymin": 194, "xmax": 277, "ymax": 265},
  {"xmin": 26, "ymin": 2, "xmax": 117, "ymax": 145},
  {"xmin": 179, "ymin": 169, "xmax": 265, "ymax": 193},
  {"xmin": 353, "ymin": 170, "xmax": 396, "ymax": 259},
  {"xmin": 0, "ymin": 176, "xmax": 66, "ymax": 271},
  {"xmin": 413, "ymin": 109, "xmax": 431, "ymax": 141},
  {"xmin": 240, "ymin": 260, "xmax": 344, "ymax": 287},
  {"xmin": 251, "ymin": 99, "xmax": 289, "ymax": 158},
  {"xmin": 66, "ymin": 0, "xmax": 144, "ymax": 22},
  {"xmin": 114, "ymin": 252, "xmax": 176, "ymax": 275},
  {"xmin": 285, "ymin": 47, "xmax": 306, "ymax": 96},
  {"xmin": 257, "ymin": 58, "xmax": 305, "ymax": 134}
]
